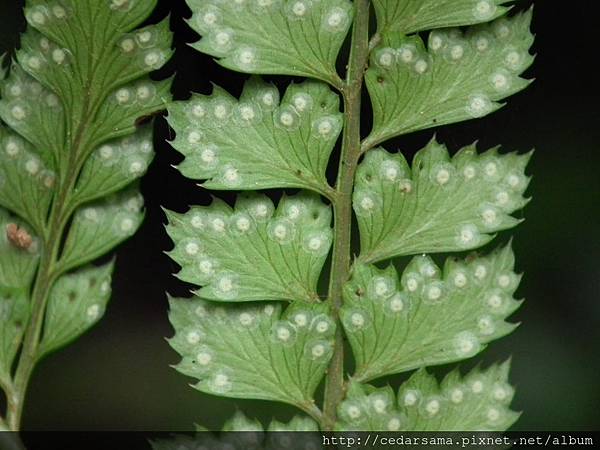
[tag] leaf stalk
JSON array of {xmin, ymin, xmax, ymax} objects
[{"xmin": 322, "ymin": 0, "xmax": 371, "ymax": 430}]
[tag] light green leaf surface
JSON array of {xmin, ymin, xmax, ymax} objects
[
  {"xmin": 0, "ymin": 288, "xmax": 29, "ymax": 389},
  {"xmin": 0, "ymin": 64, "xmax": 64, "ymax": 169},
  {"xmin": 59, "ymin": 189, "xmax": 145, "ymax": 272},
  {"xmin": 0, "ymin": 64, "xmax": 60, "ymax": 233},
  {"xmin": 168, "ymin": 79, "xmax": 341, "ymax": 196},
  {"xmin": 169, "ymin": 298, "xmax": 335, "ymax": 410},
  {"xmin": 343, "ymin": 245, "xmax": 521, "ymax": 383},
  {"xmin": 166, "ymin": 193, "xmax": 332, "ymax": 303},
  {"xmin": 337, "ymin": 362, "xmax": 519, "ymax": 431},
  {"xmin": 0, "ymin": 0, "xmax": 171, "ymax": 262},
  {"xmin": 88, "ymin": 77, "xmax": 171, "ymax": 146},
  {"xmin": 373, "ymin": 0, "xmax": 511, "ymax": 36},
  {"xmin": 365, "ymin": 11, "xmax": 534, "ymax": 148},
  {"xmin": 20, "ymin": 4, "xmax": 171, "ymax": 125},
  {"xmin": 39, "ymin": 262, "xmax": 114, "ymax": 357},
  {"xmin": 0, "ymin": 209, "xmax": 39, "ymax": 290},
  {"xmin": 186, "ymin": 0, "xmax": 353, "ymax": 84},
  {"xmin": 14, "ymin": 3, "xmax": 171, "ymax": 168},
  {"xmin": 74, "ymin": 126, "xmax": 155, "ymax": 205},
  {"xmin": 354, "ymin": 140, "xmax": 531, "ymax": 264},
  {"xmin": 0, "ymin": 126, "xmax": 55, "ymax": 233},
  {"xmin": 0, "ymin": 0, "xmax": 170, "ymax": 427}
]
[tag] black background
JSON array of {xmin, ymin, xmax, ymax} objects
[{"xmin": 0, "ymin": 0, "xmax": 599, "ymax": 431}]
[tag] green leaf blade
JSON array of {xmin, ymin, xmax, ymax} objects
[
  {"xmin": 168, "ymin": 78, "xmax": 340, "ymax": 197},
  {"xmin": 373, "ymin": 0, "xmax": 512, "ymax": 36},
  {"xmin": 186, "ymin": 0, "xmax": 353, "ymax": 84},
  {"xmin": 0, "ymin": 64, "xmax": 65, "ymax": 169},
  {"xmin": 90, "ymin": 77, "xmax": 171, "ymax": 146},
  {"xmin": 355, "ymin": 140, "xmax": 531, "ymax": 264},
  {"xmin": 0, "ymin": 128, "xmax": 55, "ymax": 233},
  {"xmin": 365, "ymin": 11, "xmax": 534, "ymax": 147},
  {"xmin": 343, "ymin": 245, "xmax": 521, "ymax": 383},
  {"xmin": 166, "ymin": 192, "xmax": 332, "ymax": 303},
  {"xmin": 337, "ymin": 362, "xmax": 519, "ymax": 431},
  {"xmin": 0, "ymin": 0, "xmax": 172, "ymax": 425},
  {"xmin": 59, "ymin": 189, "xmax": 145, "ymax": 272},
  {"xmin": 22, "ymin": 1, "xmax": 166, "ymax": 93},
  {"xmin": 73, "ymin": 126, "xmax": 155, "ymax": 205},
  {"xmin": 39, "ymin": 262, "xmax": 114, "ymax": 357},
  {"xmin": 169, "ymin": 297, "xmax": 336, "ymax": 410}
]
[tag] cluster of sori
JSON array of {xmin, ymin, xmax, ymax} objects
[
  {"xmin": 23, "ymin": 7, "xmax": 167, "ymax": 78},
  {"xmin": 407, "ymin": 254, "xmax": 518, "ymax": 357},
  {"xmin": 339, "ymin": 366, "xmax": 515, "ymax": 431},
  {"xmin": 1, "ymin": 66, "xmax": 61, "ymax": 128},
  {"xmin": 400, "ymin": 372, "xmax": 514, "ymax": 429},
  {"xmin": 0, "ymin": 133, "xmax": 55, "ymax": 194},
  {"xmin": 112, "ymin": 80, "xmax": 160, "ymax": 108},
  {"xmin": 373, "ymin": 40, "xmax": 433, "ymax": 76},
  {"xmin": 338, "ymin": 386, "xmax": 405, "ymax": 432},
  {"xmin": 191, "ymin": 0, "xmax": 352, "ymax": 70},
  {"xmin": 342, "ymin": 248, "xmax": 520, "ymax": 363},
  {"xmin": 83, "ymin": 283, "xmax": 110, "ymax": 323},
  {"xmin": 173, "ymin": 299, "xmax": 336, "ymax": 395},
  {"xmin": 0, "ymin": 68, "xmax": 59, "ymax": 213},
  {"xmin": 169, "ymin": 194, "xmax": 332, "ymax": 301},
  {"xmin": 79, "ymin": 190, "xmax": 144, "ymax": 238},
  {"xmin": 171, "ymin": 81, "xmax": 342, "ymax": 188},
  {"xmin": 26, "ymin": 2, "xmax": 71, "ymax": 25},
  {"xmin": 118, "ymin": 26, "xmax": 170, "ymax": 71},
  {"xmin": 353, "ymin": 144, "xmax": 530, "ymax": 250},
  {"xmin": 372, "ymin": 12, "xmax": 532, "ymax": 120},
  {"xmin": 433, "ymin": 19, "xmax": 530, "ymax": 117},
  {"xmin": 91, "ymin": 131, "xmax": 154, "ymax": 178},
  {"xmin": 21, "ymin": 4, "xmax": 73, "ymax": 78},
  {"xmin": 271, "ymin": 307, "xmax": 335, "ymax": 353}
]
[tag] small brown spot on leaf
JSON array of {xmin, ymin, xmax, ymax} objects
[{"xmin": 6, "ymin": 223, "xmax": 32, "ymax": 251}]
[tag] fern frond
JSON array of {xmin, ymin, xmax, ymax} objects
[{"xmin": 0, "ymin": 0, "xmax": 171, "ymax": 429}]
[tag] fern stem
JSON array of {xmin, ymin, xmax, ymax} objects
[
  {"xmin": 6, "ymin": 182, "xmax": 72, "ymax": 430},
  {"xmin": 322, "ymin": 0, "xmax": 371, "ymax": 430},
  {"xmin": 4, "ymin": 47, "xmax": 106, "ymax": 426},
  {"xmin": 7, "ymin": 104, "xmax": 93, "ymax": 429}
]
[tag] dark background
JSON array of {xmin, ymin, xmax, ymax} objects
[{"xmin": 0, "ymin": 0, "xmax": 599, "ymax": 432}]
